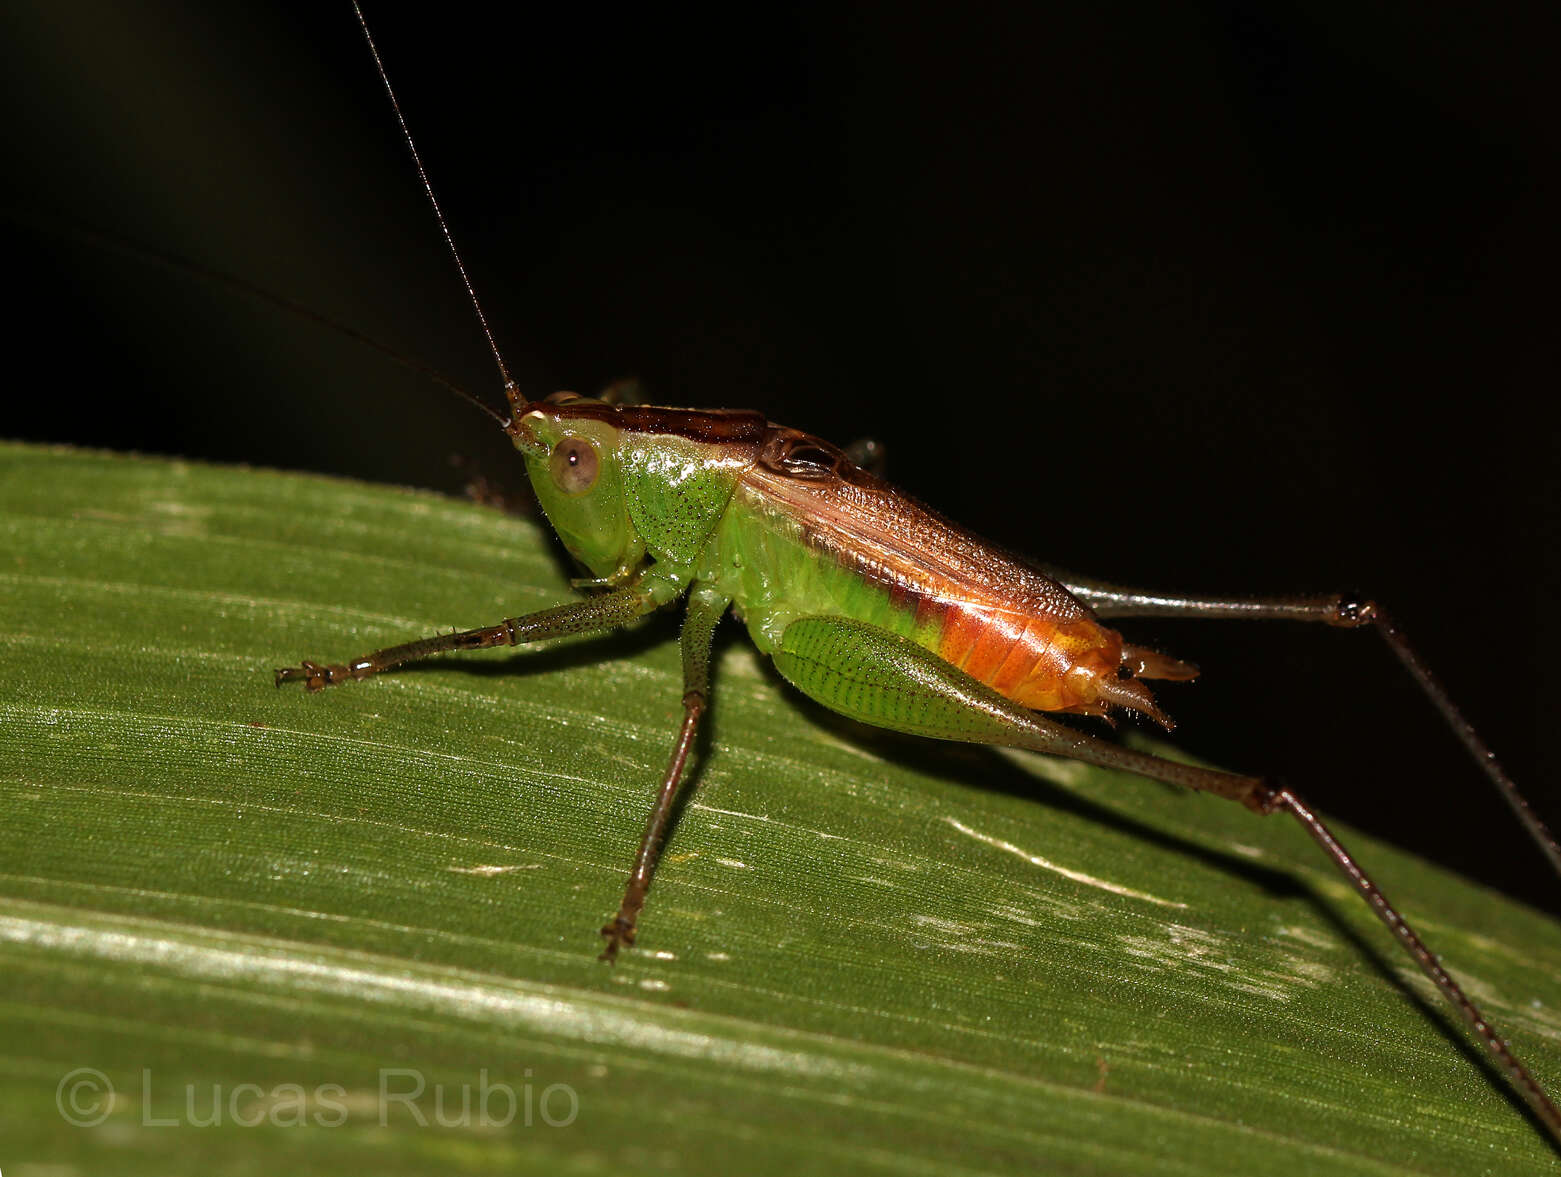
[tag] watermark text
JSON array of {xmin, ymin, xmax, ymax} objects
[{"xmin": 55, "ymin": 1067, "xmax": 578, "ymax": 1129}]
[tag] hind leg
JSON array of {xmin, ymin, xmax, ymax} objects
[{"xmin": 767, "ymin": 614, "xmax": 1561, "ymax": 1144}]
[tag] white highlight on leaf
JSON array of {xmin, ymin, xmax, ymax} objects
[
  {"xmin": 1116, "ymin": 923, "xmax": 1334, "ymax": 1003},
  {"xmin": 0, "ymin": 914, "xmax": 874, "ymax": 1081},
  {"xmin": 445, "ymin": 864, "xmax": 540, "ymax": 876},
  {"xmin": 1276, "ymin": 924, "xmax": 1336, "ymax": 951},
  {"xmin": 908, "ymin": 914, "xmax": 1022, "ymax": 956},
  {"xmin": 941, "ymin": 817, "xmax": 1187, "ymax": 909},
  {"xmin": 692, "ymin": 804, "xmax": 844, "ymax": 841}
]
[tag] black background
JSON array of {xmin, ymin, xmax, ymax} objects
[{"xmin": 3, "ymin": 3, "xmax": 1557, "ymax": 914}]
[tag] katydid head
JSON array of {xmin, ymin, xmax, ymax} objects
[{"xmin": 507, "ymin": 395, "xmax": 643, "ymax": 580}]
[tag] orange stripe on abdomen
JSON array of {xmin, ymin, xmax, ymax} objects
[{"xmin": 937, "ymin": 600, "xmax": 1123, "ymax": 714}]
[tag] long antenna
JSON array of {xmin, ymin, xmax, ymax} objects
[
  {"xmin": 351, "ymin": 1, "xmax": 520, "ymax": 414},
  {"xmin": 2, "ymin": 207, "xmax": 507, "ymax": 428}
]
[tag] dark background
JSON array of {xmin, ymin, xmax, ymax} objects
[{"xmin": 3, "ymin": 3, "xmax": 1557, "ymax": 914}]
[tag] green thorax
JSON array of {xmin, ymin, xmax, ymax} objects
[{"xmin": 705, "ymin": 481, "xmax": 937, "ymax": 656}]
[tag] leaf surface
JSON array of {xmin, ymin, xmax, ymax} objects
[{"xmin": 2, "ymin": 442, "xmax": 1559, "ymax": 1175}]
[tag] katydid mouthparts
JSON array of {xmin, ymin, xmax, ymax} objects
[{"xmin": 272, "ymin": 2, "xmax": 1561, "ymax": 1153}]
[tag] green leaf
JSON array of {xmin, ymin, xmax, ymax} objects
[{"xmin": 2, "ymin": 441, "xmax": 1558, "ymax": 1175}]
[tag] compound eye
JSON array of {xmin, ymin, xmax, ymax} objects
[{"xmin": 549, "ymin": 437, "xmax": 599, "ymax": 496}]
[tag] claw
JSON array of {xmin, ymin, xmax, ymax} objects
[
  {"xmin": 274, "ymin": 660, "xmax": 330, "ymax": 692},
  {"xmin": 598, "ymin": 917, "xmax": 636, "ymax": 964}
]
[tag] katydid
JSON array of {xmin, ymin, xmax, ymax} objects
[{"xmin": 270, "ymin": 3, "xmax": 1561, "ymax": 1150}]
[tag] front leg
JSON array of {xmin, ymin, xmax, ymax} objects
[{"xmin": 275, "ymin": 586, "xmax": 661, "ymax": 691}]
